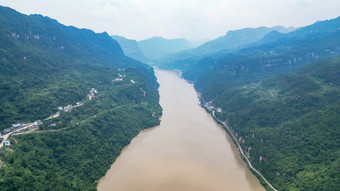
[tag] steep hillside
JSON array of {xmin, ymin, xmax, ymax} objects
[
  {"xmin": 0, "ymin": 5, "xmax": 159, "ymax": 130},
  {"xmin": 111, "ymin": 35, "xmax": 148, "ymax": 63},
  {"xmin": 211, "ymin": 56, "xmax": 340, "ymax": 190},
  {"xmin": 0, "ymin": 6, "xmax": 161, "ymax": 190},
  {"xmin": 138, "ymin": 36, "xmax": 193, "ymax": 60}
]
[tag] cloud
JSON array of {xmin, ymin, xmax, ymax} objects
[{"xmin": 0, "ymin": 0, "xmax": 339, "ymax": 40}]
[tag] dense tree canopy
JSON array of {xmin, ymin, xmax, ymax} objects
[{"xmin": 0, "ymin": 6, "xmax": 161, "ymax": 190}]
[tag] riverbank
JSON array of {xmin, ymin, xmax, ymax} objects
[
  {"xmin": 97, "ymin": 70, "xmax": 265, "ymax": 191},
  {"xmin": 209, "ymin": 110, "xmax": 278, "ymax": 191}
]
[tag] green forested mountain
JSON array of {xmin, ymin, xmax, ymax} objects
[
  {"xmin": 138, "ymin": 36, "xmax": 193, "ymax": 60},
  {"xmin": 212, "ymin": 56, "xmax": 340, "ymax": 190},
  {"xmin": 111, "ymin": 35, "xmax": 148, "ymax": 63},
  {"xmin": 158, "ymin": 16, "xmax": 340, "ymax": 84},
  {"xmin": 158, "ymin": 17, "xmax": 340, "ymax": 190},
  {"xmin": 155, "ymin": 26, "xmax": 295, "ymax": 68},
  {"xmin": 0, "ymin": 6, "xmax": 161, "ymax": 190},
  {"xmin": 191, "ymin": 26, "xmax": 295, "ymax": 54},
  {"xmin": 0, "ymin": 5, "xmax": 159, "ymax": 130},
  {"xmin": 191, "ymin": 17, "xmax": 340, "ymax": 95}
]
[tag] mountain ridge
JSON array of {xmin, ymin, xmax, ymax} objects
[
  {"xmin": 154, "ymin": 26, "xmax": 295, "ymax": 67},
  {"xmin": 111, "ymin": 35, "xmax": 148, "ymax": 63},
  {"xmin": 138, "ymin": 36, "xmax": 193, "ymax": 60}
]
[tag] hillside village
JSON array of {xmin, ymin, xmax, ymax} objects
[
  {"xmin": 0, "ymin": 69, "xmax": 141, "ymax": 146},
  {"xmin": 0, "ymin": 87, "xmax": 98, "ymax": 149}
]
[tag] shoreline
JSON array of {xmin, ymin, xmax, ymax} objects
[
  {"xmin": 97, "ymin": 69, "xmax": 265, "ymax": 191},
  {"xmin": 205, "ymin": 107, "xmax": 278, "ymax": 191}
]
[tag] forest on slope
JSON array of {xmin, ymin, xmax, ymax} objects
[
  {"xmin": 0, "ymin": 6, "xmax": 161, "ymax": 190},
  {"xmin": 157, "ymin": 17, "xmax": 340, "ymax": 190},
  {"xmin": 212, "ymin": 56, "xmax": 340, "ymax": 190}
]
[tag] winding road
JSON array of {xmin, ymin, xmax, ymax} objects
[{"xmin": 211, "ymin": 111, "xmax": 278, "ymax": 191}]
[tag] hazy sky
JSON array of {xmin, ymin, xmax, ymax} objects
[{"xmin": 0, "ymin": 0, "xmax": 339, "ymax": 41}]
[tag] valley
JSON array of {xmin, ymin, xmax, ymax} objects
[
  {"xmin": 97, "ymin": 70, "xmax": 265, "ymax": 191},
  {"xmin": 0, "ymin": 3, "xmax": 339, "ymax": 191}
]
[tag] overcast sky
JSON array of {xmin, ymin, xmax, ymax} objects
[{"xmin": 0, "ymin": 0, "xmax": 339, "ymax": 41}]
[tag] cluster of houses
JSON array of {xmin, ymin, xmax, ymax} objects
[
  {"xmin": 58, "ymin": 102, "xmax": 83, "ymax": 112},
  {"xmin": 1, "ymin": 120, "xmax": 43, "ymax": 147},
  {"xmin": 2, "ymin": 121, "xmax": 42, "ymax": 135},
  {"xmin": 113, "ymin": 73, "xmax": 125, "ymax": 82},
  {"xmin": 33, "ymin": 120, "xmax": 43, "ymax": 127},
  {"xmin": 58, "ymin": 105, "xmax": 73, "ymax": 112},
  {"xmin": 87, "ymin": 88, "xmax": 98, "ymax": 100},
  {"xmin": 2, "ymin": 123, "xmax": 24, "ymax": 134},
  {"xmin": 202, "ymin": 100, "xmax": 223, "ymax": 113},
  {"xmin": 1, "ymin": 87, "xmax": 99, "ymax": 148}
]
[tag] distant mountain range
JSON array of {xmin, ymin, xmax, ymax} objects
[
  {"xmin": 193, "ymin": 26, "xmax": 295, "ymax": 54},
  {"xmin": 155, "ymin": 26, "xmax": 295, "ymax": 67},
  {"xmin": 110, "ymin": 35, "xmax": 194, "ymax": 63},
  {"xmin": 156, "ymin": 17, "xmax": 340, "ymax": 82},
  {"xmin": 116, "ymin": 25, "xmax": 294, "ymax": 64},
  {"xmin": 138, "ymin": 36, "xmax": 193, "ymax": 61},
  {"xmin": 111, "ymin": 35, "xmax": 148, "ymax": 62}
]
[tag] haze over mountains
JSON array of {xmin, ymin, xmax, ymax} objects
[
  {"xmin": 185, "ymin": 26, "xmax": 295, "ymax": 55},
  {"xmin": 111, "ymin": 35, "xmax": 194, "ymax": 63},
  {"xmin": 156, "ymin": 17, "xmax": 340, "ymax": 79},
  {"xmin": 138, "ymin": 36, "xmax": 193, "ymax": 60},
  {"xmin": 112, "ymin": 26, "xmax": 295, "ymax": 64},
  {"xmin": 0, "ymin": 3, "xmax": 339, "ymax": 191},
  {"xmin": 110, "ymin": 35, "xmax": 148, "ymax": 63}
]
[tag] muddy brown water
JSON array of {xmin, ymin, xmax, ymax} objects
[{"xmin": 97, "ymin": 70, "xmax": 265, "ymax": 191}]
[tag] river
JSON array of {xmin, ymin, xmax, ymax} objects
[{"xmin": 97, "ymin": 70, "xmax": 265, "ymax": 191}]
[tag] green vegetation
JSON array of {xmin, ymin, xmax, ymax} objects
[
  {"xmin": 157, "ymin": 17, "xmax": 340, "ymax": 83},
  {"xmin": 0, "ymin": 81, "xmax": 161, "ymax": 190},
  {"xmin": 155, "ymin": 26, "xmax": 295, "ymax": 68},
  {"xmin": 156, "ymin": 17, "xmax": 340, "ymax": 190},
  {"xmin": 210, "ymin": 57, "xmax": 340, "ymax": 190},
  {"xmin": 0, "ymin": 6, "xmax": 161, "ymax": 190}
]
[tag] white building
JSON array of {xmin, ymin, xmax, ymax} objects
[
  {"xmin": 64, "ymin": 105, "xmax": 73, "ymax": 112},
  {"xmin": 34, "ymin": 120, "xmax": 42, "ymax": 126},
  {"xmin": 4, "ymin": 139, "xmax": 10, "ymax": 146}
]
